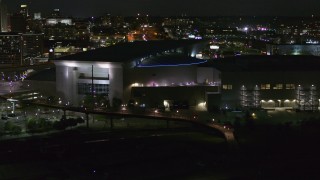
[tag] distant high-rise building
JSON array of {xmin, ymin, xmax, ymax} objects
[
  {"xmin": 51, "ymin": 9, "xmax": 60, "ymax": 17},
  {"xmin": 10, "ymin": 13, "xmax": 27, "ymax": 33},
  {"xmin": 112, "ymin": 16, "xmax": 124, "ymax": 27},
  {"xmin": 34, "ymin": 12, "xmax": 41, "ymax": 20},
  {"xmin": 0, "ymin": 0, "xmax": 8, "ymax": 32},
  {"xmin": 102, "ymin": 13, "xmax": 112, "ymax": 26},
  {"xmin": 20, "ymin": 4, "xmax": 28, "ymax": 18},
  {"xmin": 0, "ymin": 32, "xmax": 21, "ymax": 66},
  {"xmin": 0, "ymin": 32, "xmax": 44, "ymax": 66},
  {"xmin": 22, "ymin": 33, "xmax": 44, "ymax": 59}
]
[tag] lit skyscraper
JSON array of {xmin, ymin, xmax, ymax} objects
[
  {"xmin": 52, "ymin": 9, "xmax": 60, "ymax": 17},
  {"xmin": 34, "ymin": 12, "xmax": 41, "ymax": 20},
  {"xmin": 20, "ymin": 4, "xmax": 28, "ymax": 18}
]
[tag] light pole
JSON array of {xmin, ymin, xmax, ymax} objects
[{"xmin": 7, "ymin": 99, "xmax": 18, "ymax": 115}]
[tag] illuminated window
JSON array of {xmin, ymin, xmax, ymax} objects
[
  {"xmin": 273, "ymin": 84, "xmax": 283, "ymax": 90},
  {"xmin": 222, "ymin": 84, "xmax": 232, "ymax": 90},
  {"xmin": 261, "ymin": 84, "xmax": 270, "ymax": 90},
  {"xmin": 285, "ymin": 84, "xmax": 295, "ymax": 90},
  {"xmin": 78, "ymin": 83, "xmax": 109, "ymax": 95}
]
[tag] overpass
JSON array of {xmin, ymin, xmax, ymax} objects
[
  {"xmin": 0, "ymin": 94, "xmax": 237, "ymax": 148},
  {"xmin": 31, "ymin": 101, "xmax": 238, "ymax": 148}
]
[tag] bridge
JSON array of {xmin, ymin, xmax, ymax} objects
[
  {"xmin": 0, "ymin": 94, "xmax": 238, "ymax": 149},
  {"xmin": 31, "ymin": 101, "xmax": 238, "ymax": 148}
]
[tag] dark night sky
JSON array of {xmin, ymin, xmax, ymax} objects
[{"xmin": 3, "ymin": 0, "xmax": 320, "ymax": 17}]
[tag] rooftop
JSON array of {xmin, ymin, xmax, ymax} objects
[
  {"xmin": 26, "ymin": 68, "xmax": 56, "ymax": 81},
  {"xmin": 202, "ymin": 55, "xmax": 320, "ymax": 72},
  {"xmin": 55, "ymin": 40, "xmax": 206, "ymax": 63},
  {"xmin": 137, "ymin": 54, "xmax": 207, "ymax": 67}
]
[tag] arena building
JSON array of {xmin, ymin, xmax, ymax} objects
[
  {"xmin": 206, "ymin": 55, "xmax": 320, "ymax": 111},
  {"xmin": 267, "ymin": 44, "xmax": 320, "ymax": 56},
  {"xmin": 25, "ymin": 40, "xmax": 320, "ymax": 112},
  {"xmin": 52, "ymin": 40, "xmax": 214, "ymax": 110}
]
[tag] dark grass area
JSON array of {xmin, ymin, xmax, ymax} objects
[
  {"xmin": 0, "ymin": 119, "xmax": 319, "ymax": 179},
  {"xmin": 233, "ymin": 123, "xmax": 320, "ymax": 180},
  {"xmin": 0, "ymin": 128, "xmax": 230, "ymax": 179}
]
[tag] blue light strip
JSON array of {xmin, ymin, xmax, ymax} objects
[{"xmin": 137, "ymin": 60, "xmax": 208, "ymax": 68}]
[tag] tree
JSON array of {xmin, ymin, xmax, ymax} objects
[
  {"xmin": 4, "ymin": 121, "xmax": 13, "ymax": 132},
  {"xmin": 82, "ymin": 94, "xmax": 110, "ymax": 109},
  {"xmin": 26, "ymin": 118, "xmax": 38, "ymax": 133},
  {"xmin": 234, "ymin": 116, "xmax": 242, "ymax": 129},
  {"xmin": 4, "ymin": 121, "xmax": 22, "ymax": 135},
  {"xmin": 82, "ymin": 95, "xmax": 94, "ymax": 109},
  {"xmin": 11, "ymin": 126, "xmax": 22, "ymax": 135},
  {"xmin": 27, "ymin": 117, "xmax": 53, "ymax": 133},
  {"xmin": 112, "ymin": 97, "xmax": 122, "ymax": 109},
  {"xmin": 53, "ymin": 117, "xmax": 85, "ymax": 130}
]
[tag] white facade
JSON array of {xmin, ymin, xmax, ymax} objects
[
  {"xmin": 54, "ymin": 60, "xmax": 123, "ymax": 106},
  {"xmin": 46, "ymin": 18, "xmax": 73, "ymax": 26}
]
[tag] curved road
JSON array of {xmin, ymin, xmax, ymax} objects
[
  {"xmin": 0, "ymin": 94, "xmax": 237, "ymax": 149},
  {"xmin": 32, "ymin": 102, "xmax": 238, "ymax": 148}
]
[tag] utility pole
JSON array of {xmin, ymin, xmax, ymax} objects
[
  {"xmin": 20, "ymin": 34, "xmax": 23, "ymax": 66},
  {"xmin": 92, "ymin": 65, "xmax": 94, "ymax": 110},
  {"xmin": 91, "ymin": 65, "xmax": 95, "ymax": 123}
]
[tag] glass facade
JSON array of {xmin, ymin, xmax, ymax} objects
[
  {"xmin": 222, "ymin": 84, "xmax": 232, "ymax": 90},
  {"xmin": 273, "ymin": 84, "xmax": 283, "ymax": 90},
  {"xmin": 260, "ymin": 84, "xmax": 271, "ymax": 90},
  {"xmin": 286, "ymin": 84, "xmax": 295, "ymax": 90},
  {"xmin": 78, "ymin": 83, "xmax": 109, "ymax": 95}
]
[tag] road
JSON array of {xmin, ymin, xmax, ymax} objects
[{"xmin": 27, "ymin": 101, "xmax": 238, "ymax": 148}]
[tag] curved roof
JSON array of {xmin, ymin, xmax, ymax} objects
[
  {"xmin": 26, "ymin": 68, "xmax": 56, "ymax": 81},
  {"xmin": 55, "ymin": 40, "xmax": 206, "ymax": 62},
  {"xmin": 137, "ymin": 55, "xmax": 207, "ymax": 67}
]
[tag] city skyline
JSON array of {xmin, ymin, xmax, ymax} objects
[{"xmin": 3, "ymin": 0, "xmax": 320, "ymax": 17}]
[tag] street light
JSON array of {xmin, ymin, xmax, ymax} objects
[{"xmin": 121, "ymin": 104, "xmax": 127, "ymax": 113}]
